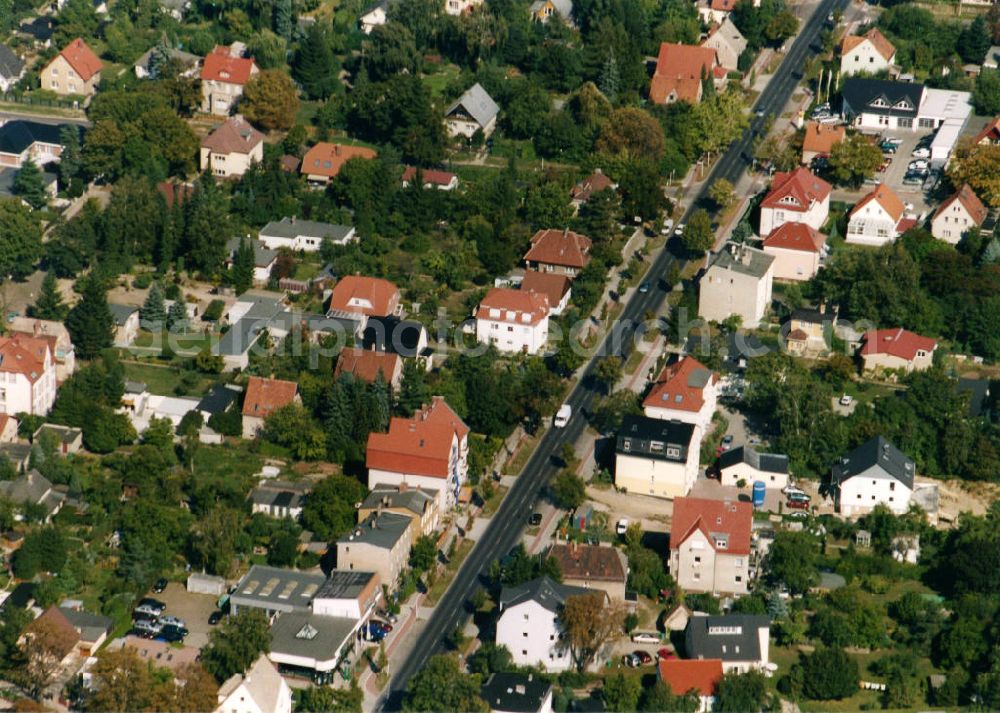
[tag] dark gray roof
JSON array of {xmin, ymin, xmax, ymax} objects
[
  {"xmin": 0, "ymin": 167, "xmax": 55, "ymax": 198},
  {"xmin": 717, "ymin": 445, "xmax": 789, "ymax": 474},
  {"xmin": 361, "ymin": 316, "xmax": 426, "ymax": 358},
  {"xmin": 231, "ymin": 565, "xmax": 327, "ymax": 614},
  {"xmin": 616, "ymin": 415, "xmax": 695, "ymax": 462},
  {"xmin": 18, "ymin": 17, "xmax": 53, "ymax": 41},
  {"xmin": 108, "ymin": 303, "xmax": 139, "ymax": 324},
  {"xmin": 60, "ymin": 606, "xmax": 112, "ymax": 642},
  {"xmin": 0, "ymin": 442, "xmax": 31, "ymax": 465},
  {"xmin": 481, "ymin": 673, "xmax": 552, "ymax": 713},
  {"xmin": 685, "ymin": 614, "xmax": 770, "ymax": 662},
  {"xmin": 226, "ymin": 237, "xmax": 277, "ymax": 268},
  {"xmin": 5, "ymin": 582, "xmax": 35, "ymax": 608},
  {"xmin": 499, "ymin": 576, "xmax": 590, "ymax": 614},
  {"xmin": 196, "ymin": 384, "xmax": 240, "ymax": 415},
  {"xmin": 337, "ymin": 511, "xmax": 410, "ymax": 550},
  {"xmin": 260, "ymin": 217, "xmax": 355, "ymax": 242},
  {"xmin": 0, "ymin": 121, "xmax": 77, "ymax": 156},
  {"xmin": 790, "ymin": 306, "xmax": 836, "ymax": 325},
  {"xmin": 957, "ymin": 378, "xmax": 991, "ymax": 418},
  {"xmin": 831, "ymin": 435, "xmax": 915, "ymax": 490},
  {"xmin": 0, "ymin": 45, "xmax": 24, "ymax": 80},
  {"xmin": 250, "ymin": 481, "xmax": 310, "ymax": 508},
  {"xmin": 34, "ymin": 423, "xmax": 82, "ymax": 445},
  {"xmin": 269, "ymin": 611, "xmax": 357, "ymax": 665},
  {"xmin": 842, "ymin": 78, "xmax": 925, "ymax": 119},
  {"xmin": 363, "ymin": 485, "xmax": 437, "ymax": 516},
  {"xmin": 705, "ymin": 244, "xmax": 774, "ymax": 280},
  {"xmin": 314, "ymin": 570, "xmax": 376, "ymax": 600},
  {"xmin": 446, "ymin": 83, "xmax": 499, "ymax": 128}
]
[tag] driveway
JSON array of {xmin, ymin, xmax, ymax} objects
[{"xmin": 149, "ymin": 581, "xmax": 220, "ymax": 650}]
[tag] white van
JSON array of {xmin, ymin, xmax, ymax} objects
[{"xmin": 554, "ymin": 404, "xmax": 572, "ymax": 428}]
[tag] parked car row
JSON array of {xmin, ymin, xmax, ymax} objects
[{"xmin": 131, "ymin": 597, "xmax": 189, "ymax": 642}]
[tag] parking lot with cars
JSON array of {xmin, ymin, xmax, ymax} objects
[{"xmin": 132, "ymin": 581, "xmax": 221, "ymax": 649}]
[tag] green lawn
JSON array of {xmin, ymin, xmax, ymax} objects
[
  {"xmin": 133, "ymin": 330, "xmax": 216, "ymax": 354},
  {"xmin": 120, "ymin": 360, "xmax": 220, "ymax": 396},
  {"xmin": 421, "ymin": 64, "xmax": 461, "ymax": 98}
]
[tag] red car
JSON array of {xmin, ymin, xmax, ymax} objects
[
  {"xmin": 657, "ymin": 648, "xmax": 675, "ymax": 660},
  {"xmin": 786, "ymin": 499, "xmax": 809, "ymax": 509}
]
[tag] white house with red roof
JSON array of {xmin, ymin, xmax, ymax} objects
[
  {"xmin": 839, "ymin": 28, "xmax": 896, "ymax": 77},
  {"xmin": 520, "ymin": 270, "xmax": 571, "ymax": 316},
  {"xmin": 658, "ymin": 659, "xmax": 724, "ymax": 713},
  {"xmin": 0, "ymin": 333, "xmax": 56, "ymax": 415},
  {"xmin": 366, "ymin": 397, "xmax": 469, "ymax": 509},
  {"xmin": 401, "ymin": 166, "xmax": 459, "ymax": 191},
  {"xmin": 200, "ymin": 44, "xmax": 259, "ymax": 116},
  {"xmin": 649, "ymin": 43, "xmax": 723, "ymax": 105},
  {"xmin": 642, "ymin": 356, "xmax": 719, "ymax": 433},
  {"xmin": 859, "ymin": 328, "xmax": 937, "ymax": 373},
  {"xmin": 758, "ymin": 167, "xmax": 831, "ymax": 237},
  {"xmin": 241, "ymin": 376, "xmax": 299, "ymax": 438},
  {"xmin": 523, "ymin": 228, "xmax": 592, "ymax": 277},
  {"xmin": 41, "ymin": 38, "xmax": 102, "ymax": 97},
  {"xmin": 846, "ymin": 183, "xmax": 913, "ymax": 246},
  {"xmin": 669, "ymin": 496, "xmax": 753, "ymax": 595},
  {"xmin": 475, "ymin": 288, "xmax": 550, "ymax": 355},
  {"xmin": 762, "ymin": 222, "xmax": 828, "ymax": 281},
  {"xmin": 327, "ymin": 276, "xmax": 401, "ymax": 319},
  {"xmin": 931, "ymin": 183, "xmax": 988, "ymax": 245}
]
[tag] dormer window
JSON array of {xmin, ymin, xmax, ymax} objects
[
  {"xmin": 894, "ymin": 100, "xmax": 911, "ymax": 110},
  {"xmin": 871, "ymin": 97, "xmax": 888, "ymax": 108},
  {"xmin": 666, "ymin": 447, "xmax": 680, "ymax": 458}
]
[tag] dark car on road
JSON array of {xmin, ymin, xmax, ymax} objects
[
  {"xmin": 152, "ymin": 578, "xmax": 168, "ymax": 593},
  {"xmin": 209, "ymin": 611, "xmax": 223, "ymax": 626}
]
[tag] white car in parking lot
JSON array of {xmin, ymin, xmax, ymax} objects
[
  {"xmin": 909, "ymin": 159, "xmax": 929, "ymax": 171},
  {"xmin": 160, "ymin": 615, "xmax": 186, "ymax": 628},
  {"xmin": 911, "ymin": 147, "xmax": 930, "ymax": 159}
]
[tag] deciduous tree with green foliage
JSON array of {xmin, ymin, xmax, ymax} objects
[
  {"xmin": 682, "ymin": 208, "xmax": 714, "ymax": 253},
  {"xmin": 828, "ymin": 133, "xmax": 883, "ymax": 188},
  {"xmin": 403, "ymin": 654, "xmax": 487, "ymax": 712},
  {"xmin": 201, "ymin": 610, "xmax": 271, "ymax": 683},
  {"xmin": 301, "ymin": 475, "xmax": 368, "ymax": 542},
  {"xmin": 242, "ymin": 70, "xmax": 300, "ymax": 131},
  {"xmin": 715, "ymin": 670, "xmax": 770, "ymax": 711},
  {"xmin": 765, "ymin": 529, "xmax": 819, "ymax": 594},
  {"xmin": 550, "ymin": 469, "xmax": 587, "ymax": 509},
  {"xmin": 603, "ymin": 672, "xmax": 642, "ymax": 712}
]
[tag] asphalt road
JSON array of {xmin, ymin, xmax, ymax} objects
[{"xmin": 381, "ymin": 0, "xmax": 848, "ymax": 706}]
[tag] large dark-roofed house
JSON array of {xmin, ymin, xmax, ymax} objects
[
  {"xmin": 0, "ymin": 120, "xmax": 79, "ymax": 168},
  {"xmin": 685, "ymin": 614, "xmax": 771, "ymax": 673},
  {"xmin": 841, "ymin": 78, "xmax": 924, "ymax": 131},
  {"xmin": 831, "ymin": 435, "xmax": 914, "ymax": 517},
  {"xmin": 615, "ymin": 414, "xmax": 699, "ymax": 499},
  {"xmin": 717, "ymin": 445, "xmax": 789, "ymax": 490}
]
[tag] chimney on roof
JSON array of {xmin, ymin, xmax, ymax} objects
[
  {"xmin": 33, "ymin": 321, "xmax": 39, "ymax": 337},
  {"xmin": 334, "ymin": 145, "xmax": 341, "ymax": 156},
  {"xmin": 515, "ymin": 685, "xmax": 526, "ymax": 695},
  {"xmin": 818, "ymin": 300, "xmax": 826, "ymax": 314}
]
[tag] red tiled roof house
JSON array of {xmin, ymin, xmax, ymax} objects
[
  {"xmin": 334, "ymin": 347, "xmax": 403, "ymax": 389},
  {"xmin": 199, "ymin": 115, "xmax": 264, "ymax": 179},
  {"xmin": 523, "ymin": 228, "xmax": 592, "ymax": 277},
  {"xmin": 521, "ymin": 270, "xmax": 571, "ymax": 316},
  {"xmin": 402, "ymin": 166, "xmax": 459, "ymax": 191},
  {"xmin": 200, "ymin": 44, "xmax": 259, "ymax": 116},
  {"xmin": 800, "ymin": 121, "xmax": 845, "ymax": 164},
  {"xmin": 758, "ymin": 167, "xmax": 831, "ymax": 236},
  {"xmin": 41, "ymin": 38, "xmax": 102, "ymax": 97},
  {"xmin": 0, "ymin": 333, "xmax": 56, "ymax": 415},
  {"xmin": 762, "ymin": 222, "xmax": 828, "ymax": 281},
  {"xmin": 301, "ymin": 142, "xmax": 377, "ymax": 184},
  {"xmin": 241, "ymin": 376, "xmax": 299, "ymax": 438},
  {"xmin": 658, "ymin": 658, "xmax": 724, "ymax": 712},
  {"xmin": 846, "ymin": 183, "xmax": 911, "ymax": 246},
  {"xmin": 643, "ymin": 356, "xmax": 719, "ymax": 433},
  {"xmin": 860, "ymin": 327, "xmax": 937, "ymax": 373},
  {"xmin": 669, "ymin": 496, "xmax": 753, "ymax": 595},
  {"xmin": 475, "ymin": 288, "xmax": 550, "ymax": 355},
  {"xmin": 930, "ymin": 183, "xmax": 988, "ymax": 245},
  {"xmin": 649, "ymin": 43, "xmax": 721, "ymax": 105},
  {"xmin": 327, "ymin": 276, "xmax": 401, "ymax": 319},
  {"xmin": 839, "ymin": 28, "xmax": 896, "ymax": 78},
  {"xmin": 570, "ymin": 169, "xmax": 616, "ymax": 208},
  {"xmin": 366, "ymin": 396, "xmax": 469, "ymax": 509}
]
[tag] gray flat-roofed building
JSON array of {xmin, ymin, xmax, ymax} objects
[
  {"xmin": 259, "ymin": 217, "xmax": 356, "ymax": 251},
  {"xmin": 230, "ymin": 565, "xmax": 327, "ymax": 616},
  {"xmin": 268, "ymin": 610, "xmax": 360, "ymax": 674}
]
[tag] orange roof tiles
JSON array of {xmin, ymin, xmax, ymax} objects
[
  {"xmin": 402, "ymin": 166, "xmax": 457, "ymax": 187},
  {"xmin": 0, "ymin": 333, "xmax": 51, "ymax": 383},
  {"xmin": 760, "ymin": 167, "xmax": 831, "ymax": 214},
  {"xmin": 26, "ymin": 607, "xmax": 79, "ymax": 658},
  {"xmin": 643, "ymin": 356, "xmax": 717, "ymax": 413},
  {"xmin": 974, "ymin": 117, "xmax": 1000, "ymax": 144},
  {"xmin": 476, "ymin": 288, "xmax": 550, "ymax": 326},
  {"xmin": 670, "ymin": 496, "xmax": 753, "ymax": 555},
  {"xmin": 840, "ymin": 28, "xmax": 895, "ymax": 62},
  {"xmin": 334, "ymin": 347, "xmax": 401, "ymax": 384},
  {"xmin": 801, "ymin": 121, "xmax": 845, "ymax": 157},
  {"xmin": 301, "ymin": 142, "xmax": 377, "ymax": 180},
  {"xmin": 521, "ymin": 270, "xmax": 570, "ymax": 309},
  {"xmin": 932, "ymin": 183, "xmax": 988, "ymax": 227},
  {"xmin": 242, "ymin": 376, "xmax": 298, "ymax": 419},
  {"xmin": 201, "ymin": 45, "xmax": 257, "ymax": 85},
  {"xmin": 658, "ymin": 659, "xmax": 724, "ymax": 696},
  {"xmin": 850, "ymin": 183, "xmax": 905, "ymax": 224},
  {"xmin": 762, "ymin": 222, "xmax": 827, "ymax": 253},
  {"xmin": 711, "ymin": 0, "xmax": 736, "ymax": 10},
  {"xmin": 571, "ymin": 170, "xmax": 614, "ymax": 202},
  {"xmin": 523, "ymin": 228, "xmax": 592, "ymax": 270},
  {"xmin": 57, "ymin": 39, "xmax": 102, "ymax": 82},
  {"xmin": 860, "ymin": 327, "xmax": 937, "ymax": 361},
  {"xmin": 548, "ymin": 543, "xmax": 627, "ymax": 583},
  {"xmin": 366, "ymin": 397, "xmax": 468, "ymax": 478},
  {"xmin": 201, "ymin": 115, "xmax": 264, "ymax": 155},
  {"xmin": 650, "ymin": 43, "xmax": 718, "ymax": 104},
  {"xmin": 328, "ymin": 276, "xmax": 400, "ymax": 318}
]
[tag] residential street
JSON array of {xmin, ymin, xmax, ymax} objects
[{"xmin": 378, "ymin": 0, "xmax": 850, "ymax": 706}]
